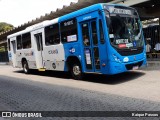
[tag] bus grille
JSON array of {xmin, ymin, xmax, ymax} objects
[
  {"xmin": 125, "ymin": 61, "xmax": 143, "ymax": 70},
  {"xmin": 117, "ymin": 47, "xmax": 143, "ymax": 56}
]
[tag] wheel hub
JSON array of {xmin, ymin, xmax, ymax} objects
[
  {"xmin": 73, "ymin": 66, "xmax": 81, "ymax": 75},
  {"xmin": 24, "ymin": 64, "xmax": 28, "ymax": 72}
]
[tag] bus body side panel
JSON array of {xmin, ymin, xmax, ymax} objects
[
  {"xmin": 63, "ymin": 43, "xmax": 82, "ymax": 72},
  {"xmin": 18, "ymin": 48, "xmax": 37, "ymax": 69},
  {"xmin": 16, "ymin": 48, "xmax": 36, "ymax": 69},
  {"xmin": 43, "ymin": 44, "xmax": 65, "ymax": 71}
]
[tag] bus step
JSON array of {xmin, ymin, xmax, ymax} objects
[{"xmin": 38, "ymin": 68, "xmax": 46, "ymax": 71}]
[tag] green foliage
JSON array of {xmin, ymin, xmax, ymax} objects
[{"xmin": 0, "ymin": 22, "xmax": 14, "ymax": 33}]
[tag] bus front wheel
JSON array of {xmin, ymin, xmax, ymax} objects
[
  {"xmin": 71, "ymin": 63, "xmax": 83, "ymax": 80},
  {"xmin": 23, "ymin": 61, "xmax": 30, "ymax": 74}
]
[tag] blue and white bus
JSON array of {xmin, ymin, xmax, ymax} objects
[{"xmin": 8, "ymin": 3, "xmax": 146, "ymax": 79}]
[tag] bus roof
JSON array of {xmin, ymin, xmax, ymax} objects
[{"xmin": 59, "ymin": 3, "xmax": 103, "ymax": 22}]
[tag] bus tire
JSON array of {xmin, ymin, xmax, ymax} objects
[
  {"xmin": 22, "ymin": 61, "xmax": 30, "ymax": 74},
  {"xmin": 71, "ymin": 63, "xmax": 83, "ymax": 80}
]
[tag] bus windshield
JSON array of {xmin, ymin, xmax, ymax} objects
[{"xmin": 106, "ymin": 10, "xmax": 144, "ymax": 49}]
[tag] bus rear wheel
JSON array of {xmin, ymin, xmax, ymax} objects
[
  {"xmin": 71, "ymin": 63, "xmax": 83, "ymax": 80},
  {"xmin": 23, "ymin": 61, "xmax": 30, "ymax": 74}
]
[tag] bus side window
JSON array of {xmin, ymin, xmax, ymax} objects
[
  {"xmin": 16, "ymin": 35, "xmax": 22, "ymax": 50},
  {"xmin": 99, "ymin": 20, "xmax": 105, "ymax": 44},
  {"xmin": 11, "ymin": 40, "xmax": 16, "ymax": 54},
  {"xmin": 45, "ymin": 24, "xmax": 60, "ymax": 46},
  {"xmin": 91, "ymin": 21, "xmax": 98, "ymax": 45},
  {"xmin": 60, "ymin": 18, "xmax": 78, "ymax": 43},
  {"xmin": 82, "ymin": 23, "xmax": 90, "ymax": 46},
  {"xmin": 22, "ymin": 32, "xmax": 31, "ymax": 49}
]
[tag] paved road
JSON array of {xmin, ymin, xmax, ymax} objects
[
  {"xmin": 0, "ymin": 76, "xmax": 160, "ymax": 120},
  {"xmin": 1, "ymin": 65, "xmax": 160, "ymax": 102},
  {"xmin": 0, "ymin": 65, "xmax": 160, "ymax": 120}
]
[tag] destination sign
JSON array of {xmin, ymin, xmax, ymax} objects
[
  {"xmin": 104, "ymin": 5, "xmax": 133, "ymax": 15},
  {"xmin": 113, "ymin": 8, "xmax": 132, "ymax": 15}
]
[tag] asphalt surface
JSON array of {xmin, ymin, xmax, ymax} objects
[{"xmin": 0, "ymin": 74, "xmax": 160, "ymax": 120}]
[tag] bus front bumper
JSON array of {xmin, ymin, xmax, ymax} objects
[{"xmin": 107, "ymin": 58, "xmax": 147, "ymax": 75}]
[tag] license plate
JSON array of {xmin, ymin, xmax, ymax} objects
[{"xmin": 133, "ymin": 66, "xmax": 139, "ymax": 70}]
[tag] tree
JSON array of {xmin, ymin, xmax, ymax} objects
[{"xmin": 0, "ymin": 22, "xmax": 14, "ymax": 33}]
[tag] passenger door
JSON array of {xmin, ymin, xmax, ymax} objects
[
  {"xmin": 32, "ymin": 29, "xmax": 44, "ymax": 69},
  {"xmin": 81, "ymin": 20, "xmax": 101, "ymax": 72}
]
